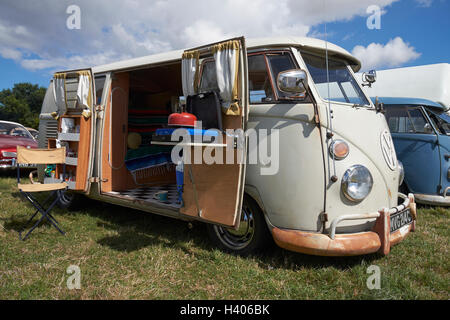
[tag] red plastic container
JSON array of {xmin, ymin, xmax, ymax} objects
[{"xmin": 168, "ymin": 112, "xmax": 197, "ymax": 127}]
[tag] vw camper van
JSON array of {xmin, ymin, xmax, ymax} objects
[
  {"xmin": 37, "ymin": 37, "xmax": 416, "ymax": 256},
  {"xmin": 377, "ymin": 97, "xmax": 450, "ymax": 206}
]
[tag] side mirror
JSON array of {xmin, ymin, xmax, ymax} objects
[
  {"xmin": 362, "ymin": 70, "xmax": 377, "ymax": 87},
  {"xmin": 277, "ymin": 69, "xmax": 308, "ymax": 95}
]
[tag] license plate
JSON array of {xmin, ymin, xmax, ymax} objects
[
  {"xmin": 18, "ymin": 163, "xmax": 34, "ymax": 167},
  {"xmin": 390, "ymin": 208, "xmax": 413, "ymax": 233}
]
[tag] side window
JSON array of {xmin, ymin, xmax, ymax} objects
[
  {"xmin": 385, "ymin": 106, "xmax": 431, "ymax": 134},
  {"xmin": 199, "ymin": 51, "xmax": 305, "ymax": 104},
  {"xmin": 426, "ymin": 109, "xmax": 450, "ymax": 135},
  {"xmin": 95, "ymin": 75, "xmax": 106, "ymax": 105},
  {"xmin": 266, "ymin": 53, "xmax": 297, "ymax": 100},
  {"xmin": 408, "ymin": 109, "xmax": 428, "ymax": 133},
  {"xmin": 199, "ymin": 60, "xmax": 219, "ymax": 93},
  {"xmin": 248, "ymin": 54, "xmax": 275, "ymax": 103}
]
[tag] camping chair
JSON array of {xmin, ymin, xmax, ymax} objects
[{"xmin": 16, "ymin": 146, "xmax": 67, "ymax": 240}]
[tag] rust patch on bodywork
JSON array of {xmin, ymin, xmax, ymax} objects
[
  {"xmin": 271, "ymin": 228, "xmax": 381, "ymax": 257},
  {"xmin": 372, "ymin": 208, "xmax": 390, "ymax": 255},
  {"xmin": 271, "ymin": 194, "xmax": 417, "ymax": 257}
]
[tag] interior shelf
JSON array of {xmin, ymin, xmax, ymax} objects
[
  {"xmin": 65, "ymin": 157, "xmax": 78, "ymax": 166},
  {"xmin": 58, "ymin": 132, "xmax": 80, "ymax": 141}
]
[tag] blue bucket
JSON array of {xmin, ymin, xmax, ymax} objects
[{"xmin": 176, "ymin": 162, "xmax": 184, "ymax": 204}]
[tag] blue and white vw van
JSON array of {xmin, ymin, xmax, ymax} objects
[{"xmin": 377, "ymin": 97, "xmax": 450, "ymax": 206}]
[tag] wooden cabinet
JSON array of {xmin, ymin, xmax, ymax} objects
[{"xmin": 46, "ymin": 114, "xmax": 92, "ymax": 191}]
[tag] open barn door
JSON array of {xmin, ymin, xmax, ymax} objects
[{"xmin": 179, "ymin": 37, "xmax": 248, "ymax": 229}]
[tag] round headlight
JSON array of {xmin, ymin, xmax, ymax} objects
[
  {"xmin": 398, "ymin": 160, "xmax": 404, "ymax": 186},
  {"xmin": 342, "ymin": 165, "xmax": 373, "ymax": 202},
  {"xmin": 329, "ymin": 139, "xmax": 349, "ymax": 160}
]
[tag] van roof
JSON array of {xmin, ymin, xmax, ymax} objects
[
  {"xmin": 372, "ymin": 97, "xmax": 445, "ymax": 112},
  {"xmin": 92, "ymin": 36, "xmax": 360, "ymax": 74}
]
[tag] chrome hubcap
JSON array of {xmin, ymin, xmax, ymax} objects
[{"xmin": 214, "ymin": 203, "xmax": 255, "ymax": 250}]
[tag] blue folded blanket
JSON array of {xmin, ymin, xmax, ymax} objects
[{"xmin": 125, "ymin": 152, "xmax": 172, "ymax": 172}]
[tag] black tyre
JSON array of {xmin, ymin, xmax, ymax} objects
[
  {"xmin": 56, "ymin": 190, "xmax": 82, "ymax": 210},
  {"xmin": 206, "ymin": 195, "xmax": 272, "ymax": 256},
  {"xmin": 399, "ymin": 181, "xmax": 409, "ymax": 196}
]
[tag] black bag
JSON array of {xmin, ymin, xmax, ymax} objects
[{"xmin": 186, "ymin": 91, "xmax": 223, "ymax": 131}]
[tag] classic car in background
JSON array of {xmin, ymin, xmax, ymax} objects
[
  {"xmin": 0, "ymin": 120, "xmax": 38, "ymax": 169},
  {"xmin": 26, "ymin": 127, "xmax": 39, "ymax": 140},
  {"xmin": 376, "ymin": 97, "xmax": 450, "ymax": 206}
]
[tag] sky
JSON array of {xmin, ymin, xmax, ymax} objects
[{"xmin": 0, "ymin": 0, "xmax": 448, "ymax": 90}]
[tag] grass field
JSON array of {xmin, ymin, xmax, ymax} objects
[{"xmin": 0, "ymin": 172, "xmax": 449, "ymax": 300}]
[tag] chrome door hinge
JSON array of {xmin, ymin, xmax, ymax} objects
[
  {"xmin": 95, "ymin": 105, "xmax": 104, "ymax": 119},
  {"xmin": 89, "ymin": 177, "xmax": 108, "ymax": 183}
]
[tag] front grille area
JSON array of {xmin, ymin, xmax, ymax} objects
[{"xmin": 1, "ymin": 151, "xmax": 17, "ymax": 158}]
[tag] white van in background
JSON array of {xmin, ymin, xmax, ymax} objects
[{"xmin": 358, "ymin": 63, "xmax": 450, "ymax": 111}]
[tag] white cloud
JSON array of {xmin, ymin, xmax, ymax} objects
[
  {"xmin": 352, "ymin": 37, "xmax": 421, "ymax": 71},
  {"xmin": 0, "ymin": 0, "xmax": 401, "ymax": 73},
  {"xmin": 0, "ymin": 48, "xmax": 22, "ymax": 60},
  {"xmin": 415, "ymin": 0, "xmax": 433, "ymax": 7}
]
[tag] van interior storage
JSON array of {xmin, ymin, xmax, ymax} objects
[
  {"xmin": 100, "ymin": 59, "xmax": 244, "ymax": 219},
  {"xmin": 49, "ymin": 39, "xmax": 247, "ymax": 227},
  {"xmin": 100, "ymin": 63, "xmax": 183, "ymax": 209}
]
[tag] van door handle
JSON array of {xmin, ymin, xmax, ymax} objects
[{"xmin": 444, "ymin": 154, "xmax": 450, "ymax": 160}]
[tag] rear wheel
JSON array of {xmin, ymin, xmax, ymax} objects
[
  {"xmin": 206, "ymin": 196, "xmax": 272, "ymax": 255},
  {"xmin": 56, "ymin": 190, "xmax": 81, "ymax": 210}
]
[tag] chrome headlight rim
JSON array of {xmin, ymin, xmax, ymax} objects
[{"xmin": 341, "ymin": 164, "xmax": 374, "ymax": 202}]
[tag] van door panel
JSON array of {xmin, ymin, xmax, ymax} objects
[
  {"xmin": 179, "ymin": 37, "xmax": 248, "ymax": 228},
  {"xmin": 392, "ymin": 133, "xmax": 440, "ymax": 194},
  {"xmin": 181, "ymin": 151, "xmax": 243, "ymax": 226},
  {"xmin": 100, "ymin": 72, "xmax": 130, "ymax": 193},
  {"xmin": 385, "ymin": 105, "xmax": 441, "ymax": 194},
  {"xmin": 52, "ymin": 69, "xmax": 96, "ymax": 193}
]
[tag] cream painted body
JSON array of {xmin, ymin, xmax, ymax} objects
[{"xmin": 244, "ymin": 46, "xmax": 399, "ymax": 234}]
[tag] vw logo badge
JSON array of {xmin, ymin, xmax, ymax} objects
[{"xmin": 380, "ymin": 129, "xmax": 397, "ymax": 170}]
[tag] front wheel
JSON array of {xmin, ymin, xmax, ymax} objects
[{"xmin": 206, "ymin": 196, "xmax": 272, "ymax": 256}]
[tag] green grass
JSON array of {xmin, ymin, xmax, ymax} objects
[{"xmin": 0, "ymin": 172, "xmax": 449, "ymax": 299}]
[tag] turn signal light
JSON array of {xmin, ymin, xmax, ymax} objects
[{"xmin": 329, "ymin": 140, "xmax": 349, "ymax": 160}]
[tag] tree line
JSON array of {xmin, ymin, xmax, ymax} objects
[{"xmin": 0, "ymin": 83, "xmax": 47, "ymax": 129}]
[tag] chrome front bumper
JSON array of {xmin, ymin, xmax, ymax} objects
[{"xmin": 414, "ymin": 190, "xmax": 450, "ymax": 206}]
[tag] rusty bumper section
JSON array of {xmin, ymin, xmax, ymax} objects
[{"xmin": 272, "ymin": 193, "xmax": 417, "ymax": 256}]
